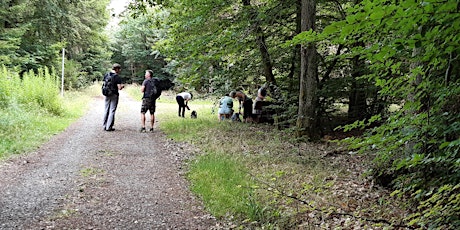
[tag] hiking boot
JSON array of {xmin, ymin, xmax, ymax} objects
[
  {"xmin": 149, "ymin": 128, "xmax": 154, "ymax": 132},
  {"xmin": 140, "ymin": 127, "xmax": 146, "ymax": 133}
]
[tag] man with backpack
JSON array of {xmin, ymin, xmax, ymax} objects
[
  {"xmin": 140, "ymin": 70, "xmax": 159, "ymax": 132},
  {"xmin": 102, "ymin": 63, "xmax": 124, "ymax": 131}
]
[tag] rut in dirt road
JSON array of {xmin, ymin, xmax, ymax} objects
[{"xmin": 0, "ymin": 92, "xmax": 220, "ymax": 229}]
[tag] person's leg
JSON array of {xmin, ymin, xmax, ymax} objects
[
  {"xmin": 141, "ymin": 112, "xmax": 146, "ymax": 127},
  {"xmin": 243, "ymin": 99, "xmax": 253, "ymax": 122},
  {"xmin": 104, "ymin": 95, "xmax": 118, "ymax": 130},
  {"xmin": 149, "ymin": 100, "xmax": 156, "ymax": 131},
  {"xmin": 103, "ymin": 97, "xmax": 110, "ymax": 129},
  {"xmin": 181, "ymin": 106, "xmax": 185, "ymax": 117},
  {"xmin": 176, "ymin": 96, "xmax": 186, "ymax": 117},
  {"xmin": 176, "ymin": 96, "xmax": 182, "ymax": 117},
  {"xmin": 150, "ymin": 114, "xmax": 155, "ymax": 131},
  {"xmin": 108, "ymin": 95, "xmax": 119, "ymax": 129},
  {"xmin": 140, "ymin": 99, "xmax": 148, "ymax": 132}
]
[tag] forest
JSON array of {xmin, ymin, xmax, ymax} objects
[{"xmin": 1, "ymin": 0, "xmax": 459, "ymax": 228}]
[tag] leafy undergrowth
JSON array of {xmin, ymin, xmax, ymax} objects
[
  {"xmin": 0, "ymin": 85, "xmax": 97, "ymax": 159},
  {"xmin": 151, "ymin": 94, "xmax": 412, "ymax": 229}
]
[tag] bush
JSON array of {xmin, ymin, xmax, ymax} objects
[
  {"xmin": 0, "ymin": 66, "xmax": 21, "ymax": 108},
  {"xmin": 19, "ymin": 67, "xmax": 63, "ymax": 115}
]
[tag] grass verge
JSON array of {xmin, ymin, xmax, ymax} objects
[
  {"xmin": 0, "ymin": 85, "xmax": 98, "ymax": 159},
  {"xmin": 137, "ymin": 90, "xmax": 409, "ymax": 228}
]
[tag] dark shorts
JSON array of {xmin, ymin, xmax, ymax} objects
[{"xmin": 141, "ymin": 98, "xmax": 156, "ymax": 114}]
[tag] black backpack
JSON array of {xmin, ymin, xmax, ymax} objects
[
  {"xmin": 147, "ymin": 77, "xmax": 161, "ymax": 100},
  {"xmin": 102, "ymin": 73, "xmax": 115, "ymax": 96}
]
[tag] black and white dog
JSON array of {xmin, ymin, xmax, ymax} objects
[{"xmin": 191, "ymin": 110, "xmax": 197, "ymax": 119}]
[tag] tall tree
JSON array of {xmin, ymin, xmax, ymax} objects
[
  {"xmin": 113, "ymin": 6, "xmax": 172, "ymax": 83},
  {"xmin": 128, "ymin": 0, "xmax": 298, "ymax": 93},
  {"xmin": 0, "ymin": 0, "xmax": 30, "ymax": 67},
  {"xmin": 296, "ymin": 0, "xmax": 319, "ymax": 139},
  {"xmin": 241, "ymin": 0, "xmax": 276, "ymax": 84},
  {"xmin": 1, "ymin": 0, "xmax": 111, "ymax": 87}
]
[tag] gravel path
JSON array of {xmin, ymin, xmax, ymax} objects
[{"xmin": 0, "ymin": 92, "xmax": 220, "ymax": 229}]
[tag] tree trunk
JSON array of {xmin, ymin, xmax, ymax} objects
[
  {"xmin": 405, "ymin": 37, "xmax": 424, "ymax": 154},
  {"xmin": 242, "ymin": 0, "xmax": 276, "ymax": 84},
  {"xmin": 348, "ymin": 51, "xmax": 368, "ymax": 121},
  {"xmin": 296, "ymin": 0, "xmax": 319, "ymax": 140},
  {"xmin": 287, "ymin": 0, "xmax": 302, "ymax": 90}
]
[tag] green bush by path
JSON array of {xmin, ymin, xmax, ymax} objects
[
  {"xmin": 0, "ymin": 66, "xmax": 63, "ymax": 115},
  {"xmin": 0, "ymin": 66, "xmax": 21, "ymax": 108},
  {"xmin": 20, "ymin": 68, "xmax": 63, "ymax": 116},
  {"xmin": 0, "ymin": 67, "xmax": 95, "ymax": 159}
]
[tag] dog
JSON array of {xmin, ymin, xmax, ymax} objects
[
  {"xmin": 231, "ymin": 112, "xmax": 241, "ymax": 122},
  {"xmin": 191, "ymin": 110, "xmax": 197, "ymax": 119}
]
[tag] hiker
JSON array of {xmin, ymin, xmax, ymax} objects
[
  {"xmin": 176, "ymin": 92, "xmax": 193, "ymax": 117},
  {"xmin": 229, "ymin": 91, "xmax": 253, "ymax": 122},
  {"xmin": 102, "ymin": 63, "xmax": 124, "ymax": 131},
  {"xmin": 253, "ymin": 85, "xmax": 268, "ymax": 123},
  {"xmin": 140, "ymin": 70, "xmax": 157, "ymax": 132},
  {"xmin": 217, "ymin": 93, "xmax": 233, "ymax": 121}
]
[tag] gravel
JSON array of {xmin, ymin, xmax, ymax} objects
[{"xmin": 0, "ymin": 92, "xmax": 223, "ymax": 230}]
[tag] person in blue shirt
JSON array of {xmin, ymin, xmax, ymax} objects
[{"xmin": 218, "ymin": 94, "xmax": 233, "ymax": 121}]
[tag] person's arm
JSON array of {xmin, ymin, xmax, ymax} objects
[
  {"xmin": 117, "ymin": 76, "xmax": 124, "ymax": 90},
  {"xmin": 238, "ymin": 99, "xmax": 242, "ymax": 113},
  {"xmin": 141, "ymin": 80, "xmax": 147, "ymax": 93},
  {"xmin": 235, "ymin": 92, "xmax": 243, "ymax": 112},
  {"xmin": 185, "ymin": 98, "xmax": 190, "ymax": 110}
]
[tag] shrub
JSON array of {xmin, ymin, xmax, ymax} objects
[{"xmin": 19, "ymin": 67, "xmax": 63, "ymax": 115}]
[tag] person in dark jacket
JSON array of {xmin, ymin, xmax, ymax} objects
[{"xmin": 102, "ymin": 63, "xmax": 124, "ymax": 131}]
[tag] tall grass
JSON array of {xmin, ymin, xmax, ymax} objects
[
  {"xmin": 0, "ymin": 65, "xmax": 21, "ymax": 107},
  {"xmin": 188, "ymin": 153, "xmax": 255, "ymax": 217},
  {"xmin": 20, "ymin": 68, "xmax": 63, "ymax": 115},
  {"xmin": 0, "ymin": 66, "xmax": 94, "ymax": 159}
]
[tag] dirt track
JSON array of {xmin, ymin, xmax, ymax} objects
[{"xmin": 0, "ymin": 92, "xmax": 220, "ymax": 229}]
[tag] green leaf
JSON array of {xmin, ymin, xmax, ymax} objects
[{"xmin": 439, "ymin": 142, "xmax": 450, "ymax": 149}]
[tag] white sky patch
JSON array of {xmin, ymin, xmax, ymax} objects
[
  {"xmin": 109, "ymin": 0, "xmax": 131, "ymax": 16},
  {"xmin": 107, "ymin": 0, "xmax": 131, "ymax": 29}
]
